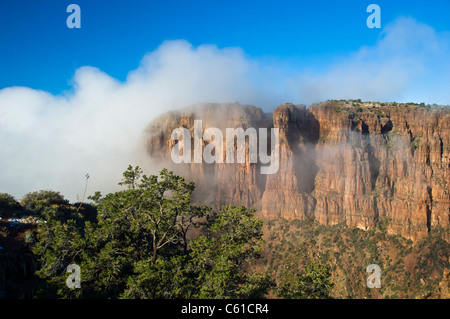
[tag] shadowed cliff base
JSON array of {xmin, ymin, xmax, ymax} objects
[{"xmin": 145, "ymin": 100, "xmax": 450, "ymax": 242}]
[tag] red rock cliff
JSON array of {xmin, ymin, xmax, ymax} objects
[{"xmin": 145, "ymin": 101, "xmax": 449, "ymax": 241}]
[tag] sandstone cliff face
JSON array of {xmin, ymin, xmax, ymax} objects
[
  {"xmin": 145, "ymin": 103, "xmax": 271, "ymax": 208},
  {"xmin": 145, "ymin": 101, "xmax": 449, "ymax": 241},
  {"xmin": 260, "ymin": 104, "xmax": 318, "ymax": 220},
  {"xmin": 309, "ymin": 102, "xmax": 449, "ymax": 241}
]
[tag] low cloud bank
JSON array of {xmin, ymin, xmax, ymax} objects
[{"xmin": 0, "ymin": 17, "xmax": 448, "ymax": 201}]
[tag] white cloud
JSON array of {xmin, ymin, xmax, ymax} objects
[
  {"xmin": 0, "ymin": 18, "xmax": 448, "ymax": 202},
  {"xmin": 0, "ymin": 40, "xmax": 276, "ymax": 201},
  {"xmin": 292, "ymin": 17, "xmax": 450, "ymax": 104}
]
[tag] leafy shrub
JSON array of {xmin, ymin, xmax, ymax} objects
[
  {"xmin": 20, "ymin": 190, "xmax": 67, "ymax": 214},
  {"xmin": 0, "ymin": 193, "xmax": 22, "ymax": 218}
]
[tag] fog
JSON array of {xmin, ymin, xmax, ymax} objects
[{"xmin": 0, "ymin": 17, "xmax": 448, "ymax": 202}]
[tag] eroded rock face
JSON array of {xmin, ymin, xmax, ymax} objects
[
  {"xmin": 145, "ymin": 103, "xmax": 271, "ymax": 209},
  {"xmin": 145, "ymin": 101, "xmax": 449, "ymax": 241}
]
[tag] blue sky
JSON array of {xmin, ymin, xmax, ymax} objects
[
  {"xmin": 1, "ymin": 0, "xmax": 450, "ymax": 200},
  {"xmin": 1, "ymin": 0, "xmax": 449, "ymax": 95}
]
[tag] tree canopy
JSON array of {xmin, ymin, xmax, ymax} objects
[{"xmin": 32, "ymin": 166, "xmax": 273, "ymax": 299}]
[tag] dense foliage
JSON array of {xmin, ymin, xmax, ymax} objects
[{"xmin": 31, "ymin": 166, "xmax": 286, "ymax": 298}]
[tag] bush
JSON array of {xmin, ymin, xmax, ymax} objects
[
  {"xmin": 20, "ymin": 190, "xmax": 67, "ymax": 214},
  {"xmin": 0, "ymin": 193, "xmax": 22, "ymax": 218}
]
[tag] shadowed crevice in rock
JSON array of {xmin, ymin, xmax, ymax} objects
[{"xmin": 367, "ymin": 143, "xmax": 380, "ymax": 191}]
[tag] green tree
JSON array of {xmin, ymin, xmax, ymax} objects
[
  {"xmin": 33, "ymin": 166, "xmax": 272, "ymax": 299},
  {"xmin": 276, "ymin": 262, "xmax": 334, "ymax": 299},
  {"xmin": 82, "ymin": 167, "xmax": 208, "ymax": 298},
  {"xmin": 121, "ymin": 254, "xmax": 197, "ymax": 299},
  {"xmin": 96, "ymin": 166, "xmax": 207, "ymax": 263},
  {"xmin": 33, "ymin": 212, "xmax": 87, "ymax": 298},
  {"xmin": 190, "ymin": 205, "xmax": 273, "ymax": 298},
  {"xmin": 118, "ymin": 164, "xmax": 143, "ymax": 190},
  {"xmin": 33, "ymin": 167, "xmax": 206, "ymax": 298}
]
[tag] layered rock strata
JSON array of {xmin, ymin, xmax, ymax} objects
[{"xmin": 145, "ymin": 101, "xmax": 449, "ymax": 241}]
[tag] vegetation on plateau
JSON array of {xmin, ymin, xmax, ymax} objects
[{"xmin": 263, "ymin": 218, "xmax": 449, "ymax": 298}]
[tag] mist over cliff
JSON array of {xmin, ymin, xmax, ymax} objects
[
  {"xmin": 146, "ymin": 101, "xmax": 449, "ymax": 241},
  {"xmin": 1, "ymin": 17, "xmax": 450, "ymax": 203}
]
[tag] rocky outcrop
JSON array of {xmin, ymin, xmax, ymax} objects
[
  {"xmin": 310, "ymin": 101, "xmax": 449, "ymax": 241},
  {"xmin": 145, "ymin": 103, "xmax": 271, "ymax": 208},
  {"xmin": 261, "ymin": 104, "xmax": 318, "ymax": 220},
  {"xmin": 145, "ymin": 101, "xmax": 450, "ymax": 241}
]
